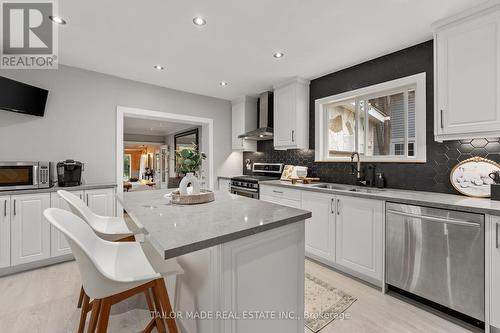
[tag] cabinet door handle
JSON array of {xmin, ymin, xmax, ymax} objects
[
  {"xmin": 496, "ymin": 223, "xmax": 499, "ymax": 249},
  {"xmin": 86, "ymin": 194, "xmax": 89, "ymax": 205},
  {"xmin": 291, "ymin": 130, "xmax": 295, "ymax": 142},
  {"xmin": 330, "ymin": 198, "xmax": 334, "ymax": 214},
  {"xmin": 272, "ymin": 190, "xmax": 283, "ymax": 194},
  {"xmin": 13, "ymin": 200, "xmax": 16, "ymax": 216},
  {"xmin": 79, "ymin": 194, "xmax": 83, "ymax": 200},
  {"xmin": 3, "ymin": 200, "xmax": 6, "ymax": 217},
  {"xmin": 337, "ymin": 199, "xmax": 340, "ymax": 215},
  {"xmin": 440, "ymin": 109, "xmax": 444, "ymax": 129}
]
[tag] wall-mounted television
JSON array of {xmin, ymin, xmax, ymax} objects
[{"xmin": 0, "ymin": 76, "xmax": 48, "ymax": 117}]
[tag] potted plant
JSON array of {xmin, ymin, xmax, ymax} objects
[{"xmin": 176, "ymin": 144, "xmax": 206, "ymax": 195}]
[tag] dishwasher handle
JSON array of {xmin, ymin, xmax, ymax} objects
[{"xmin": 386, "ymin": 209, "xmax": 481, "ymax": 228}]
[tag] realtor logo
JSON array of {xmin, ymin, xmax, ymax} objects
[{"xmin": 1, "ymin": 0, "xmax": 58, "ymax": 69}]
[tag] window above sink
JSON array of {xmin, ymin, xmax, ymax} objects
[{"xmin": 314, "ymin": 73, "xmax": 426, "ymax": 163}]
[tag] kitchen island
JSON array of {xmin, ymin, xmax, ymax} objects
[{"xmin": 117, "ymin": 189, "xmax": 311, "ymax": 333}]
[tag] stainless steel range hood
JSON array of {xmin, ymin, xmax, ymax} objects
[{"xmin": 238, "ymin": 91, "xmax": 273, "ymax": 141}]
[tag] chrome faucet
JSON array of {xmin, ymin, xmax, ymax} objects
[{"xmin": 350, "ymin": 152, "xmax": 366, "ymax": 186}]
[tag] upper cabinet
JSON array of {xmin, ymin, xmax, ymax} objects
[
  {"xmin": 273, "ymin": 77, "xmax": 310, "ymax": 150},
  {"xmin": 232, "ymin": 96, "xmax": 257, "ymax": 151},
  {"xmin": 434, "ymin": 2, "xmax": 500, "ymax": 142}
]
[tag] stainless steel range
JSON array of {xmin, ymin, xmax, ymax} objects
[{"xmin": 230, "ymin": 163, "xmax": 283, "ymax": 199}]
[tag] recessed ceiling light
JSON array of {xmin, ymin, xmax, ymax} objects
[
  {"xmin": 273, "ymin": 52, "xmax": 284, "ymax": 59},
  {"xmin": 193, "ymin": 17, "xmax": 206, "ymax": 26},
  {"xmin": 219, "ymin": 81, "xmax": 228, "ymax": 86},
  {"xmin": 49, "ymin": 16, "xmax": 66, "ymax": 25},
  {"xmin": 153, "ymin": 65, "xmax": 164, "ymax": 70}
]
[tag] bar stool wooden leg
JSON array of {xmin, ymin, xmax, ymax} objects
[
  {"xmin": 87, "ymin": 299, "xmax": 101, "ymax": 333},
  {"xmin": 77, "ymin": 293, "xmax": 90, "ymax": 333},
  {"xmin": 77, "ymin": 286, "xmax": 85, "ymax": 308},
  {"xmin": 144, "ymin": 290, "xmax": 165, "ymax": 333},
  {"xmin": 155, "ymin": 279, "xmax": 178, "ymax": 333},
  {"xmin": 96, "ymin": 298, "xmax": 112, "ymax": 333},
  {"xmin": 150, "ymin": 287, "xmax": 167, "ymax": 333}
]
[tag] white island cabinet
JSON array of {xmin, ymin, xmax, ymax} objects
[
  {"xmin": 434, "ymin": 2, "xmax": 500, "ymax": 141},
  {"xmin": 120, "ymin": 189, "xmax": 309, "ymax": 333}
]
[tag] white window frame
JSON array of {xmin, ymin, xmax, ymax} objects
[{"xmin": 314, "ymin": 72, "xmax": 426, "ymax": 163}]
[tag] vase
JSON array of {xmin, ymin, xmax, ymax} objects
[{"xmin": 179, "ymin": 172, "xmax": 200, "ymax": 195}]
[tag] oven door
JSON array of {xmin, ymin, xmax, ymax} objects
[
  {"xmin": 0, "ymin": 162, "xmax": 38, "ymax": 191},
  {"xmin": 230, "ymin": 185, "xmax": 259, "ymax": 199}
]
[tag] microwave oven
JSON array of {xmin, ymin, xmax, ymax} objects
[{"xmin": 0, "ymin": 161, "xmax": 52, "ymax": 191}]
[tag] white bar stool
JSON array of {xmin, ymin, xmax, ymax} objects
[
  {"xmin": 44, "ymin": 208, "xmax": 178, "ymax": 333},
  {"xmin": 57, "ymin": 190, "xmax": 135, "ymax": 241},
  {"xmin": 57, "ymin": 191, "xmax": 184, "ymax": 331}
]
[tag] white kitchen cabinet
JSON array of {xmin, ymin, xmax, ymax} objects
[
  {"xmin": 490, "ymin": 215, "xmax": 500, "ymax": 330},
  {"xmin": 260, "ymin": 185, "xmax": 301, "ymax": 208},
  {"xmin": 301, "ymin": 191, "xmax": 335, "ymax": 263},
  {"xmin": 50, "ymin": 191, "xmax": 83, "ymax": 257},
  {"xmin": 0, "ymin": 196, "xmax": 10, "ymax": 268},
  {"xmin": 434, "ymin": 3, "xmax": 500, "ymax": 141},
  {"xmin": 11, "ymin": 193, "xmax": 51, "ymax": 266},
  {"xmin": 232, "ymin": 96, "xmax": 257, "ymax": 151},
  {"xmin": 85, "ymin": 188, "xmax": 115, "ymax": 216},
  {"xmin": 218, "ymin": 178, "xmax": 231, "ymax": 192},
  {"xmin": 273, "ymin": 77, "xmax": 309, "ymax": 150},
  {"xmin": 335, "ymin": 195, "xmax": 383, "ymax": 281}
]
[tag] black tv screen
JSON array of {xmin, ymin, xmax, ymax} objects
[{"xmin": 0, "ymin": 76, "xmax": 48, "ymax": 117}]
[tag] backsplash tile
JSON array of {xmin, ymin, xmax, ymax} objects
[
  {"xmin": 242, "ymin": 40, "xmax": 500, "ymax": 195},
  {"xmin": 244, "ymin": 138, "xmax": 500, "ymax": 195}
]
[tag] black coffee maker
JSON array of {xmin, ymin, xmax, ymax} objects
[{"xmin": 57, "ymin": 160, "xmax": 84, "ymax": 187}]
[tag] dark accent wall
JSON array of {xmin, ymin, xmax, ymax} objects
[{"xmin": 243, "ymin": 40, "xmax": 500, "ymax": 194}]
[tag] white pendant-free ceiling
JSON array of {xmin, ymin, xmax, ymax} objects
[{"xmin": 58, "ymin": 0, "xmax": 480, "ymax": 101}]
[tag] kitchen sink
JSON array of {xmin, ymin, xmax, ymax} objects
[
  {"xmin": 312, "ymin": 184, "xmax": 352, "ymax": 190},
  {"xmin": 312, "ymin": 183, "xmax": 383, "ymax": 193}
]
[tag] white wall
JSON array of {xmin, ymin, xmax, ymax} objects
[{"xmin": 0, "ymin": 65, "xmax": 242, "ymax": 183}]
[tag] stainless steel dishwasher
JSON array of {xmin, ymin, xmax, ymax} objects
[{"xmin": 385, "ymin": 203, "xmax": 484, "ymax": 324}]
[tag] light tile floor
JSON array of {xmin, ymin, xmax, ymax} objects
[{"xmin": 0, "ymin": 259, "xmax": 476, "ymax": 333}]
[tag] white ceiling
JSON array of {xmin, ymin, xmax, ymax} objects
[
  {"xmin": 123, "ymin": 117, "xmax": 194, "ymax": 136},
  {"xmin": 59, "ymin": 0, "xmax": 481, "ymax": 101}
]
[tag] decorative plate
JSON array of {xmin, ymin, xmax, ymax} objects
[{"xmin": 450, "ymin": 156, "xmax": 500, "ymax": 198}]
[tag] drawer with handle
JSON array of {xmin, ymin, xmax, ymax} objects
[{"xmin": 260, "ymin": 185, "xmax": 301, "ymax": 201}]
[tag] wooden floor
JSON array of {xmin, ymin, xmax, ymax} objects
[{"xmin": 0, "ymin": 259, "xmax": 475, "ymax": 333}]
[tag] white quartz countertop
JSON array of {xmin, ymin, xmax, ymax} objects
[
  {"xmin": 0, "ymin": 182, "xmax": 117, "ymax": 196},
  {"xmin": 260, "ymin": 180, "xmax": 500, "ymax": 216},
  {"xmin": 117, "ymin": 189, "xmax": 311, "ymax": 259}
]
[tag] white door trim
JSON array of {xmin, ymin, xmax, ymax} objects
[{"xmin": 116, "ymin": 106, "xmax": 215, "ymax": 194}]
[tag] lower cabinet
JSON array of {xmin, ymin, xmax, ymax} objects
[
  {"xmin": 490, "ymin": 215, "xmax": 500, "ymax": 330},
  {"xmin": 260, "ymin": 185, "xmax": 302, "ymax": 208},
  {"xmin": 218, "ymin": 178, "xmax": 231, "ymax": 192},
  {"xmin": 335, "ymin": 195, "xmax": 383, "ymax": 282},
  {"xmin": 50, "ymin": 190, "xmax": 84, "ymax": 257},
  {"xmin": 0, "ymin": 187, "xmax": 116, "ymax": 273},
  {"xmin": 11, "ymin": 193, "xmax": 51, "ymax": 266},
  {"xmin": 85, "ymin": 189, "xmax": 115, "ymax": 216},
  {"xmin": 0, "ymin": 196, "xmax": 10, "ymax": 268},
  {"xmin": 301, "ymin": 191, "xmax": 335, "ymax": 263},
  {"xmin": 298, "ymin": 190, "xmax": 383, "ymax": 284}
]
